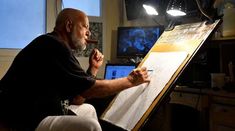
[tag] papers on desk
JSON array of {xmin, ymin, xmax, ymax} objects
[{"xmin": 101, "ymin": 51, "xmax": 188, "ymax": 131}]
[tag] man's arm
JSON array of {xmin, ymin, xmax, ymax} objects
[{"xmin": 81, "ymin": 67, "xmax": 150, "ymax": 99}]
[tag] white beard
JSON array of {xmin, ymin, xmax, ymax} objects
[
  {"xmin": 75, "ymin": 39, "xmax": 86, "ymax": 51},
  {"xmin": 71, "ymin": 31, "xmax": 86, "ymax": 51}
]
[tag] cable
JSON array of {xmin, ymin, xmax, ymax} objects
[
  {"xmin": 195, "ymin": 0, "xmax": 214, "ymax": 23},
  {"xmin": 152, "ymin": 16, "xmax": 161, "ymax": 26}
]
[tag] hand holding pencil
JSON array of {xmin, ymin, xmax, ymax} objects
[{"xmin": 127, "ymin": 67, "xmax": 151, "ymax": 86}]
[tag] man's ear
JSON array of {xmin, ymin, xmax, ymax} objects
[{"xmin": 65, "ymin": 19, "xmax": 73, "ymax": 32}]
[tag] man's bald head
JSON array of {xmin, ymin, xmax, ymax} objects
[
  {"xmin": 55, "ymin": 8, "xmax": 87, "ymax": 30},
  {"xmin": 52, "ymin": 8, "xmax": 90, "ymax": 51}
]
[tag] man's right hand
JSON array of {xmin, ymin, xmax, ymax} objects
[{"xmin": 127, "ymin": 67, "xmax": 150, "ymax": 86}]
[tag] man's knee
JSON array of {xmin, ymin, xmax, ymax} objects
[
  {"xmin": 36, "ymin": 116, "xmax": 102, "ymax": 131},
  {"xmin": 69, "ymin": 104, "xmax": 98, "ymax": 119},
  {"xmin": 81, "ymin": 104, "xmax": 96, "ymax": 113}
]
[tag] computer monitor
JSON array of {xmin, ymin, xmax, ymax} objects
[
  {"xmin": 116, "ymin": 26, "xmax": 164, "ymax": 58},
  {"xmin": 104, "ymin": 64, "xmax": 136, "ymax": 80}
]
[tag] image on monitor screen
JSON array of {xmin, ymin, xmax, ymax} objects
[
  {"xmin": 117, "ymin": 26, "xmax": 164, "ymax": 58},
  {"xmin": 104, "ymin": 64, "xmax": 136, "ymax": 80}
]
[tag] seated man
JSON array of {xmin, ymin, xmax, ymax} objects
[{"xmin": 0, "ymin": 8, "xmax": 150, "ymax": 131}]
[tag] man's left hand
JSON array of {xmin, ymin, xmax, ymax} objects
[{"xmin": 89, "ymin": 48, "xmax": 104, "ymax": 69}]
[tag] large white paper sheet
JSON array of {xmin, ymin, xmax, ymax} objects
[{"xmin": 101, "ymin": 51, "xmax": 188, "ymax": 131}]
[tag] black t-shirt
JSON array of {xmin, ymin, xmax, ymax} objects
[{"xmin": 0, "ymin": 33, "xmax": 96, "ymax": 130}]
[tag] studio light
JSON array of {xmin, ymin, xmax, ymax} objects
[
  {"xmin": 143, "ymin": 4, "xmax": 159, "ymax": 15},
  {"xmin": 166, "ymin": 0, "xmax": 186, "ymax": 16}
]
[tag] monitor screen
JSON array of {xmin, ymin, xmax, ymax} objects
[
  {"xmin": 117, "ymin": 26, "xmax": 164, "ymax": 58},
  {"xmin": 104, "ymin": 64, "xmax": 136, "ymax": 80}
]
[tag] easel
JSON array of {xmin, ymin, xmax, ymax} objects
[{"xmin": 101, "ymin": 20, "xmax": 221, "ymax": 131}]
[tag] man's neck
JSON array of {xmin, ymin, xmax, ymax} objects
[{"xmin": 51, "ymin": 30, "xmax": 71, "ymax": 50}]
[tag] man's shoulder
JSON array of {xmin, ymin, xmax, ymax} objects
[
  {"xmin": 35, "ymin": 33, "xmax": 59, "ymax": 43},
  {"xmin": 26, "ymin": 33, "xmax": 64, "ymax": 49}
]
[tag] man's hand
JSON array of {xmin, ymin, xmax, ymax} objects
[
  {"xmin": 87, "ymin": 48, "xmax": 104, "ymax": 76},
  {"xmin": 127, "ymin": 67, "xmax": 150, "ymax": 86},
  {"xmin": 89, "ymin": 48, "xmax": 104, "ymax": 69}
]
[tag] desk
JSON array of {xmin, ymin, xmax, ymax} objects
[{"xmin": 170, "ymin": 86, "xmax": 235, "ymax": 131}]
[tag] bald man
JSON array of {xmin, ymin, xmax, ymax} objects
[{"xmin": 0, "ymin": 8, "xmax": 150, "ymax": 131}]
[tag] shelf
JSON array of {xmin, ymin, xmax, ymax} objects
[
  {"xmin": 174, "ymin": 86, "xmax": 235, "ymax": 99},
  {"xmin": 211, "ymin": 36, "xmax": 235, "ymax": 41}
]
